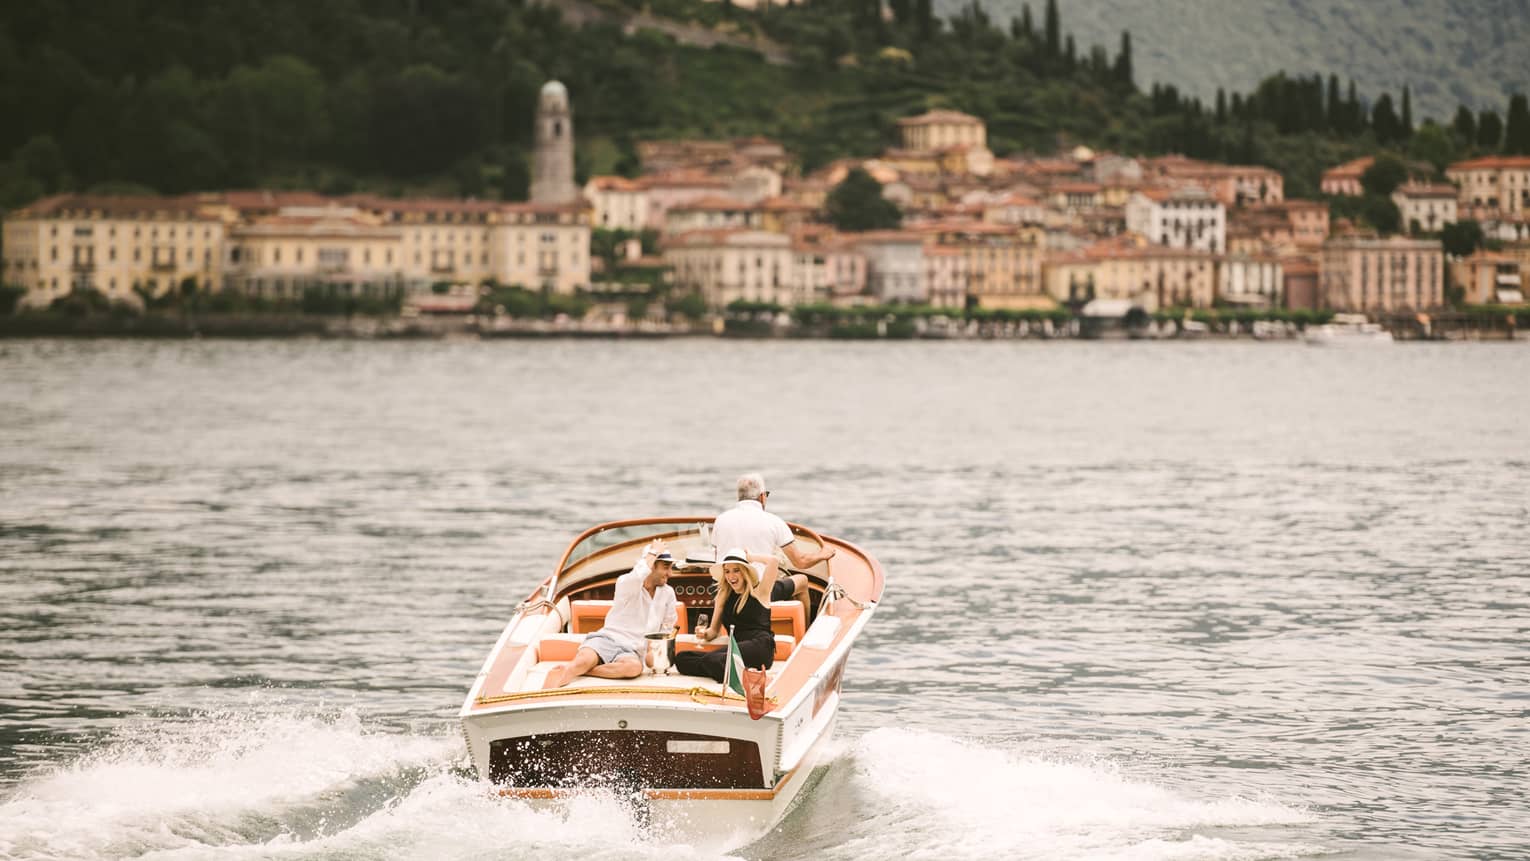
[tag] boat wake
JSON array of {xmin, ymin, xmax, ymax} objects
[{"xmin": 0, "ymin": 713, "xmax": 1319, "ymax": 860}]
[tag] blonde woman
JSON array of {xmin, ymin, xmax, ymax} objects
[{"xmin": 674, "ymin": 548, "xmax": 778, "ymax": 683}]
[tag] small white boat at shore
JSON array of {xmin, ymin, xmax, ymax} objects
[
  {"xmin": 1304, "ymin": 313, "xmax": 1394, "ymax": 345},
  {"xmin": 459, "ymin": 517, "xmax": 884, "ymax": 839}
]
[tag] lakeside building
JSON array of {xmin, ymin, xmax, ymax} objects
[
  {"xmin": 854, "ymin": 231, "xmax": 928, "ymax": 304},
  {"xmin": 1, "ymin": 194, "xmax": 227, "ymax": 309},
  {"xmin": 584, "ymin": 176, "xmax": 651, "ymax": 231},
  {"xmin": 640, "ymin": 170, "xmax": 732, "ymax": 231},
  {"xmin": 1217, "ymin": 254, "xmax": 1284, "ymax": 307},
  {"xmin": 915, "ymin": 221, "xmax": 1046, "ymax": 310},
  {"xmin": 665, "ymin": 228, "xmax": 798, "ymax": 308},
  {"xmin": 1043, "ymin": 234, "xmax": 1218, "ymax": 310},
  {"xmin": 1320, "ymin": 236, "xmax": 1444, "ymax": 312},
  {"xmin": 663, "ymin": 197, "xmax": 763, "ymax": 236},
  {"xmin": 924, "ymin": 245, "xmax": 968, "ymax": 309},
  {"xmin": 1450, "ymin": 253, "xmax": 1524, "ymax": 305},
  {"xmin": 1392, "ymin": 182, "xmax": 1459, "ymax": 233},
  {"xmin": 1124, "ymin": 186, "xmax": 1227, "ymax": 253},
  {"xmin": 1282, "ymin": 257, "xmax": 1322, "ymax": 310},
  {"xmin": 1446, "ymin": 155, "xmax": 1530, "ymax": 225},
  {"xmin": 225, "ymin": 204, "xmax": 404, "ymax": 301},
  {"xmin": 789, "ymin": 227, "xmax": 866, "ymax": 306},
  {"xmin": 1, "ymin": 192, "xmax": 592, "ymax": 309}
]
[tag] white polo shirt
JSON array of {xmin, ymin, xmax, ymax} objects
[
  {"xmin": 599, "ymin": 558, "xmax": 677, "ymax": 651},
  {"xmin": 712, "ymin": 499, "xmax": 793, "ymax": 559}
]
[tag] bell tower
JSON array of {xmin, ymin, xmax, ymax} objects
[{"xmin": 530, "ymin": 80, "xmax": 578, "ymax": 205}]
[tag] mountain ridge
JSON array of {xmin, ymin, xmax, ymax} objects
[{"xmin": 947, "ymin": 0, "xmax": 1530, "ymax": 121}]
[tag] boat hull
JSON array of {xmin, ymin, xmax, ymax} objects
[
  {"xmin": 484, "ymin": 712, "xmax": 838, "ymax": 841},
  {"xmin": 464, "ymin": 688, "xmax": 843, "ymax": 841}
]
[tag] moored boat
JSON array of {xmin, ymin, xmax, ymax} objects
[
  {"xmin": 1304, "ymin": 313, "xmax": 1394, "ymax": 345},
  {"xmin": 459, "ymin": 517, "xmax": 884, "ymax": 839}
]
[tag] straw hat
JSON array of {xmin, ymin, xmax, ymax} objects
[{"xmin": 713, "ymin": 548, "xmax": 764, "ymax": 588}]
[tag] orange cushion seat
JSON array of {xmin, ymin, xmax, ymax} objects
[{"xmin": 535, "ymin": 633, "xmax": 586, "ymax": 662}]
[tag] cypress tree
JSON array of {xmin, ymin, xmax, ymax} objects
[
  {"xmin": 1505, "ymin": 93, "xmax": 1530, "ymax": 155},
  {"xmin": 1114, "ymin": 31, "xmax": 1133, "ymax": 89},
  {"xmin": 1346, "ymin": 80, "xmax": 1360, "ymax": 134},
  {"xmin": 888, "ymin": 0, "xmax": 911, "ymax": 26},
  {"xmin": 1452, "ymin": 106, "xmax": 1477, "ymax": 143},
  {"xmin": 1373, "ymin": 93, "xmax": 1400, "ymax": 144},
  {"xmin": 1400, "ymin": 85, "xmax": 1413, "ymax": 138},
  {"xmin": 1327, "ymin": 74, "xmax": 1341, "ymax": 131},
  {"xmin": 1216, "ymin": 88, "xmax": 1227, "ymax": 123},
  {"xmin": 915, "ymin": 0, "xmax": 934, "ymax": 39},
  {"xmin": 1478, "ymin": 110, "xmax": 1503, "ymax": 149},
  {"xmin": 1021, "ymin": 3, "xmax": 1033, "ymax": 36},
  {"xmin": 1044, "ymin": 0, "xmax": 1060, "ymax": 57},
  {"xmin": 1064, "ymin": 33, "xmax": 1076, "ymax": 68}
]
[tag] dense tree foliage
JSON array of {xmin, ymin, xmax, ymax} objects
[
  {"xmin": 0, "ymin": 0, "xmax": 1524, "ymax": 216},
  {"xmin": 825, "ymin": 168, "xmax": 902, "ymax": 231}
]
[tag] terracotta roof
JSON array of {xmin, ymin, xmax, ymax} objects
[
  {"xmin": 852, "ymin": 230, "xmax": 924, "ymax": 244},
  {"xmin": 670, "ymin": 228, "xmax": 788, "ymax": 246},
  {"xmin": 347, "ymin": 194, "xmax": 505, "ymax": 215},
  {"xmin": 588, "ymin": 176, "xmax": 649, "ymax": 192},
  {"xmin": 669, "ymin": 195, "xmax": 756, "ymax": 213},
  {"xmin": 1448, "ymin": 155, "xmax": 1530, "ymax": 171},
  {"xmin": 1322, "ymin": 156, "xmax": 1374, "ymax": 180},
  {"xmin": 12, "ymin": 193, "xmax": 211, "ymax": 218},
  {"xmin": 759, "ymin": 196, "xmax": 815, "ymax": 212},
  {"xmin": 1394, "ymin": 182, "xmax": 1459, "ymax": 199},
  {"xmin": 643, "ymin": 170, "xmax": 730, "ymax": 189}
]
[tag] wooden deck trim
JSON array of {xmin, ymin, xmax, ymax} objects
[{"xmin": 494, "ymin": 763, "xmax": 803, "ymax": 802}]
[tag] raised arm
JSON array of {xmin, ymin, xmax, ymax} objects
[
  {"xmin": 749, "ymin": 553, "xmax": 780, "ymax": 604},
  {"xmin": 782, "ymin": 542, "xmax": 835, "ymax": 570}
]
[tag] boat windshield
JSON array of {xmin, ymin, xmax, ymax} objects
[{"xmin": 559, "ymin": 520, "xmax": 712, "ymax": 574}]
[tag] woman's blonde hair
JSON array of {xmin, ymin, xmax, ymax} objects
[{"xmin": 716, "ymin": 559, "xmax": 759, "ymax": 614}]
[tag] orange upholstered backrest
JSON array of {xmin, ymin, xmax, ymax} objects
[
  {"xmin": 770, "ymin": 602, "xmax": 806, "ymax": 641},
  {"xmin": 569, "ymin": 600, "xmax": 612, "ymax": 634}
]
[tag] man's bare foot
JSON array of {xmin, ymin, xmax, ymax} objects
[{"xmin": 545, "ymin": 663, "xmax": 570, "ymax": 689}]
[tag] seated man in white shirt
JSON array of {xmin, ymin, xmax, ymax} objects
[
  {"xmin": 547, "ymin": 539, "xmax": 677, "ymax": 688},
  {"xmin": 712, "ymin": 473, "xmax": 835, "ymax": 622}
]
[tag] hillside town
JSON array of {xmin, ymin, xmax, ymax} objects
[{"xmin": 3, "ymin": 80, "xmax": 1526, "ymax": 334}]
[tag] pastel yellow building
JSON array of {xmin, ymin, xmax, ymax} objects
[
  {"xmin": 1044, "ymin": 234, "xmax": 1218, "ymax": 310},
  {"xmin": 1446, "ymin": 155, "xmax": 1530, "ymax": 220},
  {"xmin": 2, "ymin": 194, "xmax": 226, "ymax": 308},
  {"xmin": 3, "ymin": 192, "xmax": 592, "ymax": 308},
  {"xmin": 917, "ymin": 222, "xmax": 1047, "ymax": 310}
]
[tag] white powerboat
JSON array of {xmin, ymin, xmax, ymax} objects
[
  {"xmin": 1304, "ymin": 313, "xmax": 1394, "ymax": 345},
  {"xmin": 459, "ymin": 517, "xmax": 884, "ymax": 839}
]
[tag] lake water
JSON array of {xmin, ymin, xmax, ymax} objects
[{"xmin": 1, "ymin": 338, "xmax": 1527, "ymax": 860}]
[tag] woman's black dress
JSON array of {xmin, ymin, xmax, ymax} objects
[{"xmin": 674, "ymin": 590, "xmax": 774, "ymax": 682}]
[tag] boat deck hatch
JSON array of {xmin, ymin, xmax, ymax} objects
[{"xmin": 489, "ymin": 730, "xmax": 765, "ymax": 789}]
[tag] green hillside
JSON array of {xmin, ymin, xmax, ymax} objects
[{"xmin": 0, "ymin": 0, "xmax": 1524, "ymax": 213}]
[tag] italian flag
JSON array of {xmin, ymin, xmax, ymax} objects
[
  {"xmin": 723, "ymin": 629, "xmax": 771, "ymax": 720},
  {"xmin": 722, "ymin": 629, "xmax": 747, "ymax": 699}
]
